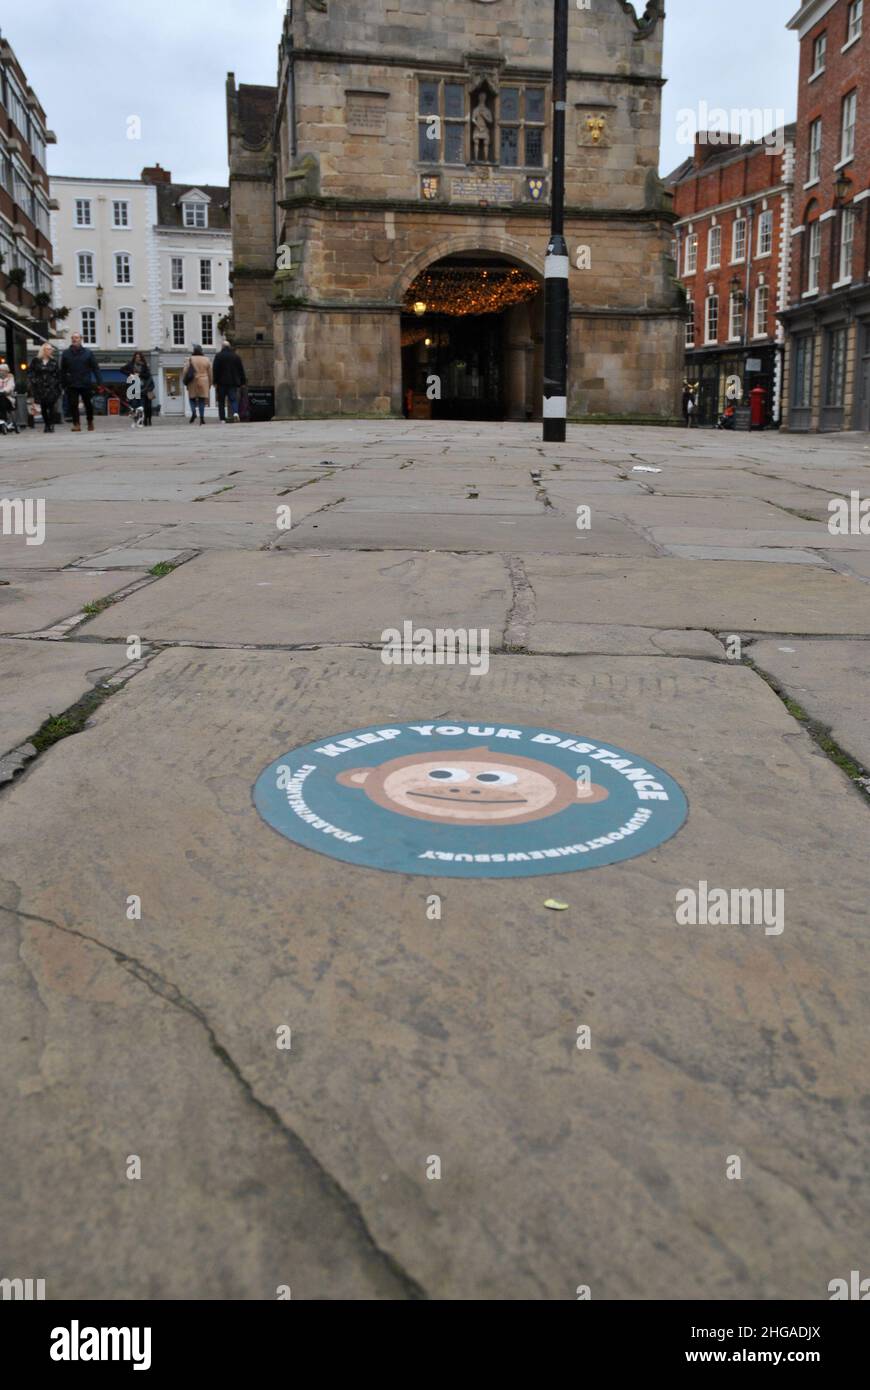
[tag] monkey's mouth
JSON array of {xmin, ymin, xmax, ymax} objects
[{"xmin": 407, "ymin": 792, "xmax": 529, "ymax": 805}]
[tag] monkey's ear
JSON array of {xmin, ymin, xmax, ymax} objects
[{"xmin": 337, "ymin": 768, "xmax": 370, "ymax": 788}]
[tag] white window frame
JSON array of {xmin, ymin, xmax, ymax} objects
[
  {"xmin": 75, "ymin": 198, "xmax": 92, "ymax": 227},
  {"xmin": 840, "ymin": 91, "xmax": 857, "ymax": 163},
  {"xmin": 114, "ymin": 251, "xmax": 132, "ymax": 286},
  {"xmin": 76, "ymin": 250, "xmax": 95, "ymax": 286},
  {"xmin": 808, "ymin": 119, "xmax": 822, "ymax": 182},
  {"xmin": 171, "ymin": 312, "xmax": 186, "ymax": 347},
  {"xmin": 705, "ymin": 294, "xmax": 719, "ymax": 344},
  {"xmin": 118, "ymin": 308, "xmax": 136, "ymax": 347},
  {"xmin": 732, "ymin": 218, "xmax": 747, "ymax": 262},
  {"xmin": 684, "ymin": 233, "xmax": 698, "ymax": 275},
  {"xmin": 728, "ymin": 291, "xmax": 744, "ymax": 342},
  {"xmin": 199, "ymin": 258, "xmax": 213, "ymax": 292},
  {"xmin": 706, "ymin": 225, "xmax": 722, "ymax": 269},
  {"xmin": 183, "ymin": 202, "xmax": 207, "ymax": 229},
  {"xmin": 846, "ymin": 0, "xmax": 863, "ymax": 45},
  {"xmin": 811, "ymin": 31, "xmax": 827, "ymax": 76},
  {"xmin": 839, "ymin": 205, "xmax": 856, "ymax": 282},
  {"xmin": 753, "ymin": 284, "xmax": 769, "ymax": 339},
  {"xmin": 757, "ymin": 210, "xmax": 774, "ymax": 257},
  {"xmin": 112, "ymin": 200, "xmax": 130, "ymax": 228},
  {"xmin": 171, "ymin": 256, "xmax": 184, "ymax": 291},
  {"xmin": 80, "ymin": 307, "xmax": 98, "ymax": 346},
  {"xmin": 808, "ymin": 220, "xmax": 822, "ymax": 293},
  {"xmin": 200, "ymin": 312, "xmax": 214, "ymax": 347},
  {"xmin": 685, "ymin": 299, "xmax": 695, "ymax": 348}
]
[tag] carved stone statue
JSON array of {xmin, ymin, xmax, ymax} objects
[{"xmin": 471, "ymin": 91, "xmax": 493, "ymax": 162}]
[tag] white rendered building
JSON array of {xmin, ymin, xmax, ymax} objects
[{"xmin": 50, "ymin": 165, "xmax": 231, "ymax": 416}]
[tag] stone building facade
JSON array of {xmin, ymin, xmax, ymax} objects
[
  {"xmin": 781, "ymin": 0, "xmax": 870, "ymax": 431},
  {"xmin": 668, "ymin": 128, "xmax": 796, "ymax": 428},
  {"xmin": 227, "ymin": 0, "xmax": 682, "ymax": 423}
]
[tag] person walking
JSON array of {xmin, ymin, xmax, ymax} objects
[
  {"xmin": 28, "ymin": 343, "xmax": 62, "ymax": 433},
  {"xmin": 60, "ymin": 332, "xmax": 102, "ymax": 431},
  {"xmin": 183, "ymin": 345, "xmax": 212, "ymax": 425},
  {"xmin": 122, "ymin": 351, "xmax": 155, "ymax": 426},
  {"xmin": 212, "ymin": 339, "xmax": 246, "ymax": 423},
  {"xmin": 0, "ymin": 363, "xmax": 19, "ymax": 433}
]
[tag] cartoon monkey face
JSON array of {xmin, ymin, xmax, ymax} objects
[{"xmin": 336, "ymin": 746, "xmax": 608, "ymax": 826}]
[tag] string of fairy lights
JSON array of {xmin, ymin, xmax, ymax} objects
[{"xmin": 404, "ymin": 266, "xmax": 540, "ymax": 317}]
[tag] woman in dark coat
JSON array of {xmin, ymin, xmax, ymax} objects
[
  {"xmin": 122, "ymin": 351, "xmax": 156, "ymax": 426},
  {"xmin": 28, "ymin": 343, "xmax": 62, "ymax": 433}
]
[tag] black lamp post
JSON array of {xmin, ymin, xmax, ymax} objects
[{"xmin": 542, "ymin": 0, "xmax": 569, "ymax": 443}]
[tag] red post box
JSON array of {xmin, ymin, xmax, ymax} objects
[{"xmin": 749, "ymin": 385, "xmax": 766, "ymax": 430}]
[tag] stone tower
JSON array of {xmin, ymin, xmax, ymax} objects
[{"xmin": 227, "ymin": 0, "xmax": 682, "ymax": 422}]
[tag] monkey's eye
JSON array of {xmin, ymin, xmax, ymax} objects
[
  {"xmin": 427, "ymin": 767, "xmax": 469, "ymax": 783},
  {"xmin": 475, "ymin": 771, "xmax": 518, "ymax": 786}
]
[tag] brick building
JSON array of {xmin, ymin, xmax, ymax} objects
[
  {"xmin": 227, "ymin": 0, "xmax": 683, "ymax": 423},
  {"xmin": 781, "ymin": 0, "xmax": 870, "ymax": 431},
  {"xmin": 0, "ymin": 28, "xmax": 57, "ymax": 382},
  {"xmin": 667, "ymin": 128, "xmax": 796, "ymax": 428}
]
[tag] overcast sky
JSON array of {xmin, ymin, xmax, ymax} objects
[{"xmin": 4, "ymin": 0, "xmax": 800, "ymax": 187}]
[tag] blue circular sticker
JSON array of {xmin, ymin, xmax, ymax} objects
[{"xmin": 253, "ymin": 721, "xmax": 688, "ymax": 879}]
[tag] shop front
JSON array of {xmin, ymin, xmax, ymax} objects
[{"xmin": 685, "ymin": 343, "xmax": 782, "ymax": 428}]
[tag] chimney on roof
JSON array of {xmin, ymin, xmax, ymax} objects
[
  {"xmin": 694, "ymin": 132, "xmax": 742, "ymax": 168},
  {"xmin": 141, "ymin": 163, "xmax": 172, "ymax": 184}
]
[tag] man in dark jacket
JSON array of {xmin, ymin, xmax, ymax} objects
[
  {"xmin": 60, "ymin": 333, "xmax": 103, "ymax": 431},
  {"xmin": 212, "ymin": 340, "xmax": 247, "ymax": 423}
]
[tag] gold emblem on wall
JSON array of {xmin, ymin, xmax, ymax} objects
[
  {"xmin": 586, "ymin": 115, "xmax": 606, "ymax": 145},
  {"xmin": 421, "ymin": 175, "xmax": 440, "ymax": 201}
]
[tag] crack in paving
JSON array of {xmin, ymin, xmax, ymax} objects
[
  {"xmin": 503, "ymin": 555, "xmax": 535, "ymax": 652},
  {"xmin": 0, "ymin": 901, "xmax": 429, "ymax": 1301}
]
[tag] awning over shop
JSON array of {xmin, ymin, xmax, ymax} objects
[{"xmin": 0, "ymin": 309, "xmax": 52, "ymax": 345}]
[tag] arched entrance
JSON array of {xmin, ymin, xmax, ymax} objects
[{"xmin": 401, "ymin": 252, "xmax": 543, "ymax": 421}]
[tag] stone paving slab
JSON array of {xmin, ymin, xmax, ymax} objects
[
  {"xmin": 750, "ymin": 638, "xmax": 870, "ymax": 770},
  {"xmin": 86, "ymin": 549, "xmax": 510, "ymax": 645},
  {"xmin": 126, "ymin": 523, "xmax": 279, "ymax": 551},
  {"xmin": 521, "ymin": 556, "xmax": 870, "ymax": 635},
  {"xmin": 0, "ymin": 638, "xmax": 128, "ymax": 756},
  {"xmin": 574, "ymin": 496, "xmax": 822, "ymax": 530},
  {"xmin": 0, "ymin": 875, "xmax": 412, "ymax": 1300},
  {"xmin": 14, "ymin": 471, "xmax": 237, "ymax": 503},
  {"xmin": 826, "ymin": 549, "xmax": 870, "ymax": 579},
  {"xmin": 0, "ymin": 570, "xmax": 148, "ymax": 636},
  {"xmin": 660, "ymin": 545, "xmax": 828, "ymax": 566},
  {"xmin": 1, "ymin": 646, "xmax": 867, "ymax": 1299},
  {"xmin": 527, "ymin": 624, "xmax": 726, "ymax": 658},
  {"xmin": 71, "ymin": 548, "xmax": 187, "ymax": 569},
  {"xmin": 0, "ymin": 524, "xmax": 163, "ymax": 570},
  {"xmin": 335, "ymin": 496, "xmax": 546, "ymax": 515},
  {"xmin": 649, "ymin": 527, "xmax": 866, "ymax": 550},
  {"xmin": 277, "ymin": 511, "xmax": 659, "ymax": 556}
]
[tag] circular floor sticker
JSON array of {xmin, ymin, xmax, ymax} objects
[{"xmin": 253, "ymin": 721, "xmax": 688, "ymax": 879}]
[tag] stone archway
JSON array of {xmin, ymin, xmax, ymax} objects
[{"xmin": 398, "ymin": 243, "xmax": 544, "ymax": 422}]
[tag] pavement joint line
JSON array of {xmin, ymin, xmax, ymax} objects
[
  {"xmin": 745, "ymin": 658, "xmax": 870, "ymax": 805},
  {"xmin": 0, "ymin": 900, "xmax": 428, "ymax": 1301},
  {"xmin": 0, "ymin": 648, "xmax": 160, "ymax": 791},
  {"xmin": 4, "ymin": 551, "xmax": 201, "ymax": 642},
  {"xmin": 265, "ymin": 495, "xmax": 347, "ymax": 548}
]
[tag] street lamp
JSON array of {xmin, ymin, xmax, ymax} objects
[
  {"xmin": 413, "ymin": 300, "xmax": 427, "ymax": 317},
  {"xmin": 834, "ymin": 172, "xmax": 851, "ymax": 203},
  {"xmin": 542, "ymin": 0, "xmax": 569, "ymax": 444}
]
